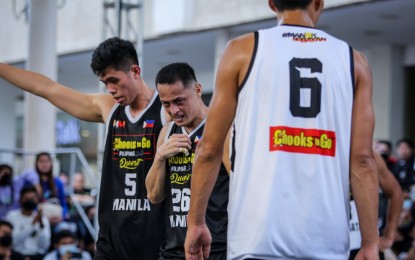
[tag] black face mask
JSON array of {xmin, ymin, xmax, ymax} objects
[
  {"xmin": 380, "ymin": 153, "xmax": 389, "ymax": 162},
  {"xmin": 0, "ymin": 234, "xmax": 12, "ymax": 247},
  {"xmin": 21, "ymin": 200, "xmax": 37, "ymax": 211},
  {"xmin": 0, "ymin": 174, "xmax": 11, "ymax": 186}
]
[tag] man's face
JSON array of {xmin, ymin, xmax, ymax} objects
[
  {"xmin": 20, "ymin": 191, "xmax": 39, "ymax": 210},
  {"xmin": 158, "ymin": 81, "xmax": 202, "ymax": 128},
  {"xmin": 99, "ymin": 66, "xmax": 138, "ymax": 106},
  {"xmin": 396, "ymin": 142, "xmax": 413, "ymax": 161},
  {"xmin": 58, "ymin": 237, "xmax": 76, "ymax": 247},
  {"xmin": 74, "ymin": 174, "xmax": 84, "ymax": 191},
  {"xmin": 0, "ymin": 225, "xmax": 11, "ymax": 237},
  {"xmin": 374, "ymin": 142, "xmax": 390, "ymax": 156},
  {"xmin": 0, "ymin": 167, "xmax": 12, "ymax": 186}
]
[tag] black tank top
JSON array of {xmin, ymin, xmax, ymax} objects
[
  {"xmin": 96, "ymin": 92, "xmax": 165, "ymax": 260},
  {"xmin": 160, "ymin": 121, "xmax": 228, "ymax": 259}
]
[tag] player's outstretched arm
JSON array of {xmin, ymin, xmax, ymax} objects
[
  {"xmin": 0, "ymin": 62, "xmax": 114, "ymax": 123},
  {"xmin": 350, "ymin": 50, "xmax": 379, "ymax": 259},
  {"xmin": 185, "ymin": 32, "xmax": 255, "ymax": 260},
  {"xmin": 375, "ymin": 151, "xmax": 403, "ymax": 251},
  {"xmin": 146, "ymin": 123, "xmax": 192, "ymax": 204}
]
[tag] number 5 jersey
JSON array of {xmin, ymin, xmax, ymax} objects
[{"xmin": 97, "ymin": 92, "xmax": 166, "ymax": 260}]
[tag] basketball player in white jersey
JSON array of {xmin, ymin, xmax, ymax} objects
[{"xmin": 185, "ymin": 0, "xmax": 379, "ymax": 259}]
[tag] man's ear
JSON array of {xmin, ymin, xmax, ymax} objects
[
  {"xmin": 268, "ymin": 0, "xmax": 278, "ymax": 13},
  {"xmin": 131, "ymin": 65, "xmax": 141, "ymax": 78},
  {"xmin": 314, "ymin": 0, "xmax": 324, "ymax": 13},
  {"xmin": 195, "ymin": 83, "xmax": 202, "ymax": 96}
]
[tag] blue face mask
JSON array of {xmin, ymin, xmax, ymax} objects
[
  {"xmin": 59, "ymin": 244, "xmax": 79, "ymax": 256},
  {"xmin": 403, "ymin": 199, "xmax": 413, "ymax": 210}
]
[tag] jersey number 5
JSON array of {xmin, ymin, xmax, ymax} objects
[{"xmin": 289, "ymin": 58, "xmax": 322, "ymax": 118}]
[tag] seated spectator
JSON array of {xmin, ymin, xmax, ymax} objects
[
  {"xmin": 82, "ymin": 205, "xmax": 96, "ymax": 258},
  {"xmin": 5, "ymin": 186, "xmax": 51, "ymax": 260},
  {"xmin": 58, "ymin": 171, "xmax": 70, "ymax": 197},
  {"xmin": 0, "ymin": 164, "xmax": 39, "ymax": 219},
  {"xmin": 23, "ymin": 152, "xmax": 68, "ymax": 224},
  {"xmin": 43, "ymin": 229, "xmax": 91, "ymax": 260},
  {"xmin": 392, "ymin": 138, "xmax": 415, "ymax": 192},
  {"xmin": 374, "ymin": 139, "xmax": 397, "ymax": 170},
  {"xmin": 0, "ymin": 220, "xmax": 24, "ymax": 260},
  {"xmin": 67, "ymin": 172, "xmax": 96, "ymax": 255},
  {"xmin": 72, "ymin": 172, "xmax": 95, "ymax": 207}
]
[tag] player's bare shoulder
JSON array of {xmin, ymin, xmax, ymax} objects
[
  {"xmin": 222, "ymin": 32, "xmax": 256, "ymax": 87},
  {"xmin": 90, "ymin": 93, "xmax": 116, "ymax": 124},
  {"xmin": 226, "ymin": 33, "xmax": 256, "ymax": 64},
  {"xmin": 352, "ymin": 49, "xmax": 372, "ymax": 89}
]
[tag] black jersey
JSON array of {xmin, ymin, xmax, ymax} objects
[
  {"xmin": 160, "ymin": 120, "xmax": 228, "ymax": 259},
  {"xmin": 95, "ymin": 92, "xmax": 166, "ymax": 260}
]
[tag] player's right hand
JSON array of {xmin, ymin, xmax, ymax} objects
[{"xmin": 158, "ymin": 134, "xmax": 192, "ymax": 160}]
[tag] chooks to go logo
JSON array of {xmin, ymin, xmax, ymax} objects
[{"xmin": 270, "ymin": 126, "xmax": 336, "ymax": 156}]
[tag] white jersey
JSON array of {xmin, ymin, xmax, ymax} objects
[{"xmin": 228, "ymin": 25, "xmax": 354, "ymax": 259}]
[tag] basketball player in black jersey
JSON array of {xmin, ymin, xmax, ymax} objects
[
  {"xmin": 0, "ymin": 37, "xmax": 167, "ymax": 259},
  {"xmin": 146, "ymin": 63, "xmax": 229, "ymax": 260}
]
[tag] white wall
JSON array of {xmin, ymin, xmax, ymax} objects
[
  {"xmin": 367, "ymin": 46, "xmax": 405, "ymax": 144},
  {"xmin": 0, "ymin": 0, "xmax": 372, "ymax": 63}
]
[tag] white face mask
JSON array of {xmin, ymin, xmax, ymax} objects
[{"xmin": 59, "ymin": 244, "xmax": 79, "ymax": 256}]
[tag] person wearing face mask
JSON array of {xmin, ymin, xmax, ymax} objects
[
  {"xmin": 22, "ymin": 152, "xmax": 68, "ymax": 225},
  {"xmin": 0, "ymin": 220, "xmax": 24, "ymax": 260},
  {"xmin": 5, "ymin": 186, "xmax": 51, "ymax": 260},
  {"xmin": 43, "ymin": 229, "xmax": 91, "ymax": 260},
  {"xmin": 0, "ymin": 164, "xmax": 39, "ymax": 219}
]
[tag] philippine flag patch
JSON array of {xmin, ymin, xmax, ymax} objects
[
  {"xmin": 143, "ymin": 120, "xmax": 155, "ymax": 128},
  {"xmin": 194, "ymin": 135, "xmax": 201, "ymax": 144}
]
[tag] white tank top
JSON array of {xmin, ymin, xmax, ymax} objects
[{"xmin": 228, "ymin": 25, "xmax": 354, "ymax": 259}]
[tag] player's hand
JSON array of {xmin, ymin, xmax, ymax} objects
[
  {"xmin": 379, "ymin": 236, "xmax": 393, "ymax": 251},
  {"xmin": 158, "ymin": 134, "xmax": 192, "ymax": 160},
  {"xmin": 185, "ymin": 224, "xmax": 212, "ymax": 260},
  {"xmin": 354, "ymin": 244, "xmax": 379, "ymax": 260}
]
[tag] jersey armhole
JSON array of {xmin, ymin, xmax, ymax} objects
[
  {"xmin": 160, "ymin": 106, "xmax": 167, "ymax": 126},
  {"xmin": 349, "ymin": 45, "xmax": 356, "ymax": 94},
  {"xmin": 163, "ymin": 122, "xmax": 175, "ymax": 143},
  {"xmin": 238, "ymin": 31, "xmax": 259, "ymax": 93}
]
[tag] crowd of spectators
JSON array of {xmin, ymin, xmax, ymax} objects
[
  {"xmin": 0, "ymin": 152, "xmax": 96, "ymax": 260},
  {"xmin": 373, "ymin": 138, "xmax": 415, "ymax": 260},
  {"xmin": 1, "ymin": 139, "xmax": 415, "ymax": 259}
]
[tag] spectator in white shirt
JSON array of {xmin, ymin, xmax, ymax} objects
[{"xmin": 5, "ymin": 186, "xmax": 51, "ymax": 260}]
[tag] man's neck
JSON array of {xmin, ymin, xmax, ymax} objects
[
  {"xmin": 129, "ymin": 85, "xmax": 155, "ymax": 118},
  {"xmin": 183, "ymin": 104, "xmax": 208, "ymax": 134},
  {"xmin": 277, "ymin": 10, "xmax": 316, "ymax": 27}
]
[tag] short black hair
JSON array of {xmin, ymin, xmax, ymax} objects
[
  {"xmin": 20, "ymin": 185, "xmax": 38, "ymax": 199},
  {"xmin": 0, "ymin": 220, "xmax": 13, "ymax": 230},
  {"xmin": 376, "ymin": 140, "xmax": 393, "ymax": 151},
  {"xmin": 54, "ymin": 229, "xmax": 77, "ymax": 244},
  {"xmin": 155, "ymin": 62, "xmax": 197, "ymax": 89},
  {"xmin": 91, "ymin": 37, "xmax": 139, "ymax": 76},
  {"xmin": 272, "ymin": 0, "xmax": 312, "ymax": 11},
  {"xmin": 0, "ymin": 164, "xmax": 13, "ymax": 175},
  {"xmin": 397, "ymin": 138, "xmax": 414, "ymax": 150}
]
